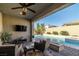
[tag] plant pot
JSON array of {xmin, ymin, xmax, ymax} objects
[{"xmin": 2, "ymin": 42, "xmax": 4, "ymax": 45}]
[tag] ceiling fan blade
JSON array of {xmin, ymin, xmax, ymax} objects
[
  {"xmin": 26, "ymin": 3, "xmax": 35, "ymax": 7},
  {"xmin": 27, "ymin": 8, "xmax": 36, "ymax": 13},
  {"xmin": 19, "ymin": 3, "xmax": 26, "ymax": 7},
  {"xmin": 11, "ymin": 7, "xmax": 23, "ymax": 9}
]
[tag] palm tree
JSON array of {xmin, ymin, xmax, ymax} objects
[
  {"xmin": 41, "ymin": 24, "xmax": 45, "ymax": 34},
  {"xmin": 35, "ymin": 23, "xmax": 45, "ymax": 35}
]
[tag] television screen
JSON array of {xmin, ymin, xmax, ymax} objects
[{"xmin": 14, "ymin": 25, "xmax": 27, "ymax": 31}]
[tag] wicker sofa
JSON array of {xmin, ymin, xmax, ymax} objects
[{"xmin": 0, "ymin": 44, "xmax": 15, "ymax": 56}]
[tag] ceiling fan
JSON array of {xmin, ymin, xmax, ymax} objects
[{"xmin": 11, "ymin": 3, "xmax": 36, "ymax": 15}]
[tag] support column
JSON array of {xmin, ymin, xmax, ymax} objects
[{"xmin": 29, "ymin": 20, "xmax": 32, "ymax": 42}]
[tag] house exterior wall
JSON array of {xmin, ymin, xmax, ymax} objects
[
  {"xmin": 2, "ymin": 14, "xmax": 30, "ymax": 41},
  {"xmin": 45, "ymin": 25, "xmax": 79, "ymax": 36}
]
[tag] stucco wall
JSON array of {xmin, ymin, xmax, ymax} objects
[
  {"xmin": 0, "ymin": 12, "xmax": 3, "ymax": 44},
  {"xmin": 46, "ymin": 25, "xmax": 79, "ymax": 36},
  {"xmin": 3, "ymin": 14, "xmax": 30, "ymax": 41}
]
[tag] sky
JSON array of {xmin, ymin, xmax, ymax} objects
[{"xmin": 34, "ymin": 3, "xmax": 79, "ymax": 27}]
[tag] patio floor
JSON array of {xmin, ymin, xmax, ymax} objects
[{"xmin": 46, "ymin": 46, "xmax": 79, "ymax": 56}]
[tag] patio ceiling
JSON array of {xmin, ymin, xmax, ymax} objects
[{"xmin": 0, "ymin": 3, "xmax": 74, "ymax": 21}]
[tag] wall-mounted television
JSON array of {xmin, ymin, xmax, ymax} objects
[{"xmin": 14, "ymin": 25, "xmax": 27, "ymax": 32}]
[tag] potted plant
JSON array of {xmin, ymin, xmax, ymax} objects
[{"xmin": 0, "ymin": 32, "xmax": 12, "ymax": 44}]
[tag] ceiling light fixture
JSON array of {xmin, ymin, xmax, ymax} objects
[{"xmin": 20, "ymin": 7, "xmax": 27, "ymax": 15}]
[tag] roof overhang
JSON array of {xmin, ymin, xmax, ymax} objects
[
  {"xmin": 33, "ymin": 3, "xmax": 74, "ymax": 22},
  {"xmin": 0, "ymin": 3, "xmax": 74, "ymax": 22}
]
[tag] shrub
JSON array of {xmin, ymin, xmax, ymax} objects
[
  {"xmin": 47, "ymin": 32, "xmax": 51, "ymax": 34},
  {"xmin": 60, "ymin": 31, "xmax": 69, "ymax": 36},
  {"xmin": 52, "ymin": 31, "xmax": 58, "ymax": 35}
]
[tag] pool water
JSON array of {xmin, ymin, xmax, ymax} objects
[
  {"xmin": 64, "ymin": 38, "xmax": 79, "ymax": 49},
  {"xmin": 64, "ymin": 41, "xmax": 79, "ymax": 47},
  {"xmin": 34, "ymin": 34, "xmax": 79, "ymax": 49}
]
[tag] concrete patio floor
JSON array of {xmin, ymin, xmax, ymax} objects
[{"xmin": 47, "ymin": 46, "xmax": 79, "ymax": 56}]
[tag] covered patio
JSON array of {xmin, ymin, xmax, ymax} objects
[
  {"xmin": 0, "ymin": 3, "xmax": 76, "ymax": 56},
  {"xmin": 0, "ymin": 3, "xmax": 73, "ymax": 41}
]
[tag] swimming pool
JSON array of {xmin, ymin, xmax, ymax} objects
[
  {"xmin": 64, "ymin": 38, "xmax": 79, "ymax": 49},
  {"xmin": 34, "ymin": 34, "xmax": 79, "ymax": 49}
]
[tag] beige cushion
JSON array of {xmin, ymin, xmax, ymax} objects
[{"xmin": 15, "ymin": 44, "xmax": 24, "ymax": 56}]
